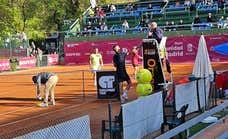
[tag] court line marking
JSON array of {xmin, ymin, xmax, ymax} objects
[
  {"xmin": 0, "ymin": 107, "xmax": 33, "ymax": 116},
  {"xmin": 0, "ymin": 99, "xmax": 97, "ymax": 128}
]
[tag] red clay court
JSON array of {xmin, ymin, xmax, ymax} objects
[{"xmin": 0, "ymin": 63, "xmax": 227, "ymax": 139}]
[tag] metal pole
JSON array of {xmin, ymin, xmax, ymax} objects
[
  {"xmin": 108, "ymin": 102, "xmax": 113, "ymax": 139},
  {"xmin": 82, "ymin": 70, "xmax": 85, "ymax": 99},
  {"xmin": 9, "ymin": 36, "xmax": 12, "ymax": 57},
  {"xmin": 196, "ymin": 79, "xmax": 202, "ymax": 112},
  {"xmin": 203, "ymin": 74, "xmax": 207, "ymax": 111}
]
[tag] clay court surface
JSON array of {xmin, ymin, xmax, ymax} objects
[{"xmin": 0, "ymin": 63, "xmax": 227, "ymax": 139}]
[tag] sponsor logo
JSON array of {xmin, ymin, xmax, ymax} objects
[
  {"xmin": 65, "ymin": 53, "xmax": 81, "ymax": 56},
  {"xmin": 99, "ymin": 76, "xmax": 115, "ymax": 89}
]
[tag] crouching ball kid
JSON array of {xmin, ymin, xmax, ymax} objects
[{"xmin": 32, "ymin": 72, "xmax": 58, "ymax": 107}]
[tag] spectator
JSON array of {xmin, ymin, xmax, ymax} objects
[
  {"xmin": 170, "ymin": 21, "xmax": 176, "ymax": 31},
  {"xmin": 97, "ymin": 6, "xmax": 105, "ymax": 20},
  {"xmin": 193, "ymin": 15, "xmax": 201, "ymax": 27},
  {"xmin": 178, "ymin": 19, "xmax": 185, "ymax": 30},
  {"xmin": 147, "ymin": 22, "xmax": 163, "ymax": 43},
  {"xmin": 147, "ymin": 3, "xmax": 153, "ymax": 9},
  {"xmin": 30, "ymin": 41, "xmax": 36, "ymax": 56},
  {"xmin": 86, "ymin": 21, "xmax": 93, "ymax": 31},
  {"xmin": 223, "ymin": 17, "xmax": 228, "ymax": 28},
  {"xmin": 101, "ymin": 22, "xmax": 108, "ymax": 30},
  {"xmin": 122, "ymin": 19, "xmax": 129, "ymax": 30},
  {"xmin": 218, "ymin": 0, "xmax": 225, "ymax": 10},
  {"xmin": 110, "ymin": 4, "xmax": 117, "ymax": 12},
  {"xmin": 125, "ymin": 3, "xmax": 134, "ymax": 11},
  {"xmin": 164, "ymin": 21, "xmax": 170, "ymax": 31},
  {"xmin": 184, "ymin": 0, "xmax": 191, "ymax": 6},
  {"xmin": 146, "ymin": 4, "xmax": 153, "ymax": 19},
  {"xmin": 21, "ymin": 31, "xmax": 27, "ymax": 48},
  {"xmin": 175, "ymin": 1, "xmax": 180, "ymax": 7},
  {"xmin": 96, "ymin": 21, "xmax": 102, "ymax": 30},
  {"xmin": 139, "ymin": 18, "xmax": 147, "ymax": 28},
  {"xmin": 36, "ymin": 48, "xmax": 43, "ymax": 67},
  {"xmin": 207, "ymin": 13, "xmax": 214, "ymax": 23},
  {"xmin": 104, "ymin": 4, "xmax": 111, "ymax": 12},
  {"xmin": 218, "ymin": 16, "xmax": 224, "ymax": 28}
]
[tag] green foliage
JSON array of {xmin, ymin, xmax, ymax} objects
[{"xmin": 0, "ymin": 0, "xmax": 137, "ymax": 42}]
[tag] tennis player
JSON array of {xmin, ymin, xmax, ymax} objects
[{"xmin": 89, "ymin": 48, "xmax": 103, "ymax": 86}]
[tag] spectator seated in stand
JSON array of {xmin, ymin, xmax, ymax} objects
[
  {"xmin": 103, "ymin": 4, "xmax": 111, "ymax": 13},
  {"xmin": 218, "ymin": 0, "xmax": 225, "ymax": 10},
  {"xmin": 122, "ymin": 19, "xmax": 129, "ymax": 32},
  {"xmin": 206, "ymin": 12, "xmax": 216, "ymax": 27},
  {"xmin": 218, "ymin": 16, "xmax": 224, "ymax": 28},
  {"xmin": 193, "ymin": 15, "xmax": 201, "ymax": 27},
  {"xmin": 101, "ymin": 22, "xmax": 108, "ymax": 31},
  {"xmin": 222, "ymin": 17, "xmax": 228, "ymax": 28},
  {"xmin": 110, "ymin": 4, "xmax": 117, "ymax": 13},
  {"xmin": 164, "ymin": 21, "xmax": 170, "ymax": 31},
  {"xmin": 192, "ymin": 15, "xmax": 211, "ymax": 30},
  {"xmin": 148, "ymin": 3, "xmax": 153, "ymax": 9},
  {"xmin": 125, "ymin": 3, "xmax": 134, "ymax": 12},
  {"xmin": 177, "ymin": 19, "xmax": 185, "ymax": 30},
  {"xmin": 184, "ymin": 0, "xmax": 191, "ymax": 7},
  {"xmin": 96, "ymin": 6, "xmax": 105, "ymax": 20}
]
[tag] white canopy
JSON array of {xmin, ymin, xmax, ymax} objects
[{"xmin": 193, "ymin": 35, "xmax": 213, "ymax": 78}]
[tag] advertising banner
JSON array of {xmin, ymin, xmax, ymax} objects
[
  {"xmin": 64, "ymin": 39, "xmax": 142, "ymax": 65},
  {"xmin": 19, "ymin": 56, "xmax": 36, "ymax": 69},
  {"xmin": 96, "ymin": 71, "xmax": 119, "ymax": 99},
  {"xmin": 47, "ymin": 54, "xmax": 59, "ymax": 66},
  {"xmin": 64, "ymin": 35, "xmax": 228, "ymax": 65},
  {"xmin": 0, "ymin": 59, "xmax": 10, "ymax": 71}
]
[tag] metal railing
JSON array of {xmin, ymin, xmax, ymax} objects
[{"xmin": 155, "ymin": 102, "xmax": 228, "ymax": 139}]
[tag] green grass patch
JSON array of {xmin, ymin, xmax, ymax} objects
[{"xmin": 171, "ymin": 109, "xmax": 228, "ymax": 139}]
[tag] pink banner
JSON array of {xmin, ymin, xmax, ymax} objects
[
  {"xmin": 0, "ymin": 48, "xmax": 27, "ymax": 58},
  {"xmin": 64, "ymin": 34, "xmax": 228, "ymax": 65},
  {"xmin": 166, "ymin": 34, "xmax": 228, "ymax": 63},
  {"xmin": 19, "ymin": 56, "xmax": 36, "ymax": 69},
  {"xmin": 0, "ymin": 59, "xmax": 10, "ymax": 71},
  {"xmin": 47, "ymin": 54, "xmax": 59, "ymax": 66},
  {"xmin": 166, "ymin": 36, "xmax": 199, "ymax": 63},
  {"xmin": 205, "ymin": 35, "xmax": 228, "ymax": 62},
  {"xmin": 64, "ymin": 39, "xmax": 142, "ymax": 65}
]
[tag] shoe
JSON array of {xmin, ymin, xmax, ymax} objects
[
  {"xmin": 122, "ymin": 91, "xmax": 128, "ymax": 100},
  {"xmin": 38, "ymin": 102, "xmax": 48, "ymax": 107},
  {"xmin": 48, "ymin": 102, "xmax": 55, "ymax": 106},
  {"xmin": 120, "ymin": 95, "xmax": 126, "ymax": 104},
  {"xmin": 37, "ymin": 96, "xmax": 43, "ymax": 101}
]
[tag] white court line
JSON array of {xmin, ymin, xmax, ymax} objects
[
  {"xmin": 0, "ymin": 100, "xmax": 95, "ymax": 128},
  {"xmin": 0, "ymin": 107, "xmax": 33, "ymax": 116}
]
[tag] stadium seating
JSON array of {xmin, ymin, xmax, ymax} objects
[{"xmin": 67, "ymin": 0, "xmax": 228, "ymax": 37}]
